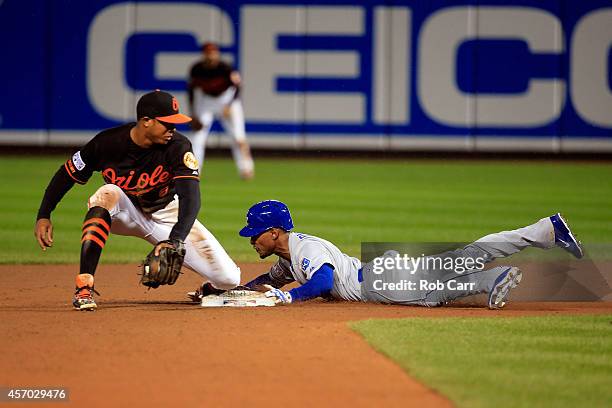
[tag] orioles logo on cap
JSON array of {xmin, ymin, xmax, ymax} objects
[
  {"xmin": 183, "ymin": 152, "xmax": 199, "ymax": 170},
  {"xmin": 172, "ymin": 97, "xmax": 179, "ymax": 111}
]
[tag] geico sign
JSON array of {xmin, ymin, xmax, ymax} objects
[{"xmin": 88, "ymin": 3, "xmax": 612, "ymax": 128}]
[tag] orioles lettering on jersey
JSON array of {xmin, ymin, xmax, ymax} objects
[
  {"xmin": 61, "ymin": 123, "xmax": 198, "ymax": 213},
  {"xmin": 101, "ymin": 165, "xmax": 171, "ymax": 196}
]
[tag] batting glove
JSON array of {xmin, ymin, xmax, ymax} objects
[{"xmin": 263, "ymin": 284, "xmax": 292, "ymax": 305}]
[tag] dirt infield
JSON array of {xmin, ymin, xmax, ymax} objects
[{"xmin": 1, "ymin": 265, "xmax": 611, "ymax": 407}]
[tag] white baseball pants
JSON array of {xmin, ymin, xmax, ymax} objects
[
  {"xmin": 190, "ymin": 87, "xmax": 254, "ymax": 175},
  {"xmin": 97, "ymin": 186, "xmax": 241, "ymax": 289}
]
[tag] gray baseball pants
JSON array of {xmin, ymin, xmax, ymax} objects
[{"xmin": 360, "ymin": 217, "xmax": 555, "ymax": 306}]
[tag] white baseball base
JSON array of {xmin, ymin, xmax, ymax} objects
[{"xmin": 200, "ymin": 289, "xmax": 276, "ymax": 307}]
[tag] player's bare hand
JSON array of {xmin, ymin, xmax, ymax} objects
[
  {"xmin": 222, "ymin": 105, "xmax": 231, "ymax": 119},
  {"xmin": 230, "ymin": 71, "xmax": 241, "ymax": 86},
  {"xmin": 190, "ymin": 118, "xmax": 203, "ymax": 131},
  {"xmin": 153, "ymin": 241, "xmax": 175, "ymax": 256},
  {"xmin": 34, "ymin": 218, "xmax": 54, "ymax": 251}
]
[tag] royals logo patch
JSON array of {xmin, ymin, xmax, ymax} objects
[{"xmin": 301, "ymin": 258, "xmax": 310, "ymax": 271}]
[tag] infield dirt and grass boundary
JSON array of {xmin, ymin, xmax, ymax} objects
[
  {"xmin": 3, "ymin": 157, "xmax": 611, "ymax": 406},
  {"xmin": 1, "ymin": 264, "xmax": 611, "ymax": 408}
]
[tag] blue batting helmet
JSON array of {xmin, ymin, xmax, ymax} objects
[{"xmin": 239, "ymin": 200, "xmax": 294, "ymax": 237}]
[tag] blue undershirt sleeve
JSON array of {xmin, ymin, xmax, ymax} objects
[
  {"xmin": 244, "ymin": 273, "xmax": 276, "ymax": 289},
  {"xmin": 289, "ymin": 264, "xmax": 334, "ymax": 302}
]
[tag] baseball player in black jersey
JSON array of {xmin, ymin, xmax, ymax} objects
[
  {"xmin": 34, "ymin": 90, "xmax": 241, "ymax": 311},
  {"xmin": 188, "ymin": 42, "xmax": 255, "ymax": 180}
]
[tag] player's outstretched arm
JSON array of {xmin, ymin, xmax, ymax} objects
[
  {"xmin": 264, "ymin": 264, "xmax": 335, "ymax": 305},
  {"xmin": 34, "ymin": 218, "xmax": 53, "ymax": 251},
  {"xmin": 169, "ymin": 178, "xmax": 200, "ymax": 242},
  {"xmin": 288, "ymin": 264, "xmax": 334, "ymax": 302},
  {"xmin": 245, "ymin": 261, "xmax": 296, "ymax": 291},
  {"xmin": 244, "ymin": 273, "xmax": 280, "ymax": 291},
  {"xmin": 35, "ymin": 164, "xmax": 78, "ymax": 251}
]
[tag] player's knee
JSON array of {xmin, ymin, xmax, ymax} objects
[
  {"xmin": 212, "ymin": 270, "xmax": 240, "ymax": 290},
  {"xmin": 89, "ymin": 184, "xmax": 122, "ymax": 211}
]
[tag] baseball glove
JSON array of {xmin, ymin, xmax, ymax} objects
[{"xmin": 140, "ymin": 239, "xmax": 186, "ymax": 288}]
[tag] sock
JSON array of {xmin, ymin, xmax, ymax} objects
[
  {"xmin": 80, "ymin": 206, "xmax": 112, "ymax": 276},
  {"xmin": 75, "ymin": 273, "xmax": 94, "ymax": 292}
]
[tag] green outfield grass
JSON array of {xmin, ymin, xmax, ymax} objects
[
  {"xmin": 1, "ymin": 155, "xmax": 611, "ymax": 263},
  {"xmin": 352, "ymin": 315, "xmax": 612, "ymax": 408}
]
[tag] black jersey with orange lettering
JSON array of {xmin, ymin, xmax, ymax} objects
[
  {"xmin": 189, "ymin": 61, "xmax": 237, "ymax": 97},
  {"xmin": 63, "ymin": 123, "xmax": 199, "ymax": 213}
]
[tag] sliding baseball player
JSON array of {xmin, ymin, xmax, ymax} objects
[{"xmin": 237, "ymin": 200, "xmax": 583, "ymax": 308}]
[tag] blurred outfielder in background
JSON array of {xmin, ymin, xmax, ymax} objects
[{"xmin": 188, "ymin": 42, "xmax": 254, "ymax": 180}]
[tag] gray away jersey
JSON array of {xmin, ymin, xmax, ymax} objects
[{"xmin": 269, "ymin": 232, "xmax": 363, "ymax": 301}]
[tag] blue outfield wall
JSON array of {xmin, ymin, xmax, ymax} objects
[{"xmin": 1, "ymin": 0, "xmax": 611, "ymax": 152}]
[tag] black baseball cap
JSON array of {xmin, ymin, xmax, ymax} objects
[{"xmin": 136, "ymin": 90, "xmax": 192, "ymax": 124}]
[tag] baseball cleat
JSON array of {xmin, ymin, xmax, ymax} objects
[
  {"xmin": 72, "ymin": 273, "xmax": 98, "ymax": 311},
  {"xmin": 187, "ymin": 289, "xmax": 202, "ymax": 303},
  {"xmin": 549, "ymin": 213, "xmax": 583, "ymax": 259},
  {"xmin": 488, "ymin": 267, "xmax": 522, "ymax": 310},
  {"xmin": 187, "ymin": 282, "xmax": 225, "ymax": 302},
  {"xmin": 73, "ymin": 292, "xmax": 97, "ymax": 311}
]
